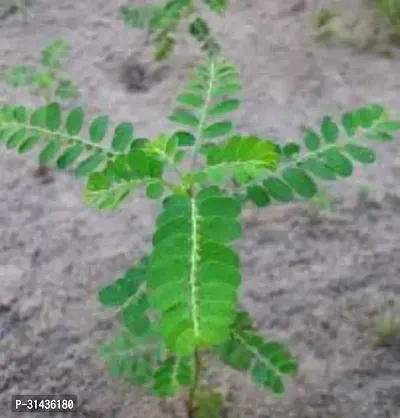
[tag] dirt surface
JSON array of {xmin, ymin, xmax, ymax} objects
[{"xmin": 1, "ymin": 0, "xmax": 400, "ymax": 417}]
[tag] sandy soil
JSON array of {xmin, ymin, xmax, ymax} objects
[{"xmin": 1, "ymin": 0, "xmax": 400, "ymax": 417}]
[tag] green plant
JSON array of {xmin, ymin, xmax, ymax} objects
[
  {"xmin": 2, "ymin": 38, "xmax": 80, "ymax": 102},
  {"xmin": 0, "ymin": 0, "xmax": 32, "ymax": 24},
  {"xmin": 374, "ymin": 302, "xmax": 400, "ymax": 345},
  {"xmin": 1, "ymin": 55, "xmax": 400, "ymax": 416},
  {"xmin": 375, "ymin": 0, "xmax": 400, "ymax": 42},
  {"xmin": 120, "ymin": 0, "xmax": 227, "ymax": 60}
]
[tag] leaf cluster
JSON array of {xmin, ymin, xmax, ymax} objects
[
  {"xmin": 2, "ymin": 39, "xmax": 80, "ymax": 102},
  {"xmin": 120, "ymin": 0, "xmax": 227, "ymax": 60}
]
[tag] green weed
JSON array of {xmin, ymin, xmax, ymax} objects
[
  {"xmin": 2, "ymin": 38, "xmax": 80, "ymax": 103},
  {"xmin": 375, "ymin": 0, "xmax": 400, "ymax": 43},
  {"xmin": 120, "ymin": 0, "xmax": 228, "ymax": 60},
  {"xmin": 374, "ymin": 302, "xmax": 400, "ymax": 345}
]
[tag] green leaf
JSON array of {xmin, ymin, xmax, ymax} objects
[
  {"xmin": 202, "ymin": 121, "xmax": 233, "ymax": 139},
  {"xmin": 18, "ymin": 135, "xmax": 41, "ymax": 153},
  {"xmin": 146, "ymin": 181, "xmax": 164, "ymax": 199},
  {"xmin": 30, "ymin": 106, "xmax": 46, "ymax": 127},
  {"xmin": 343, "ymin": 143, "xmax": 376, "ymax": 164},
  {"xmin": 177, "ymin": 93, "xmax": 204, "ymax": 108},
  {"xmin": 341, "ymin": 111, "xmax": 355, "ymax": 136},
  {"xmin": 74, "ymin": 152, "xmax": 105, "ymax": 177},
  {"xmin": 65, "ymin": 107, "xmax": 84, "ymax": 136},
  {"xmin": 39, "ymin": 139, "xmax": 61, "ymax": 165},
  {"xmin": 56, "ymin": 143, "xmax": 83, "ymax": 169},
  {"xmin": 263, "ymin": 177, "xmax": 294, "ymax": 202},
  {"xmin": 281, "ymin": 167, "xmax": 318, "ymax": 198},
  {"xmin": 174, "ymin": 150, "xmax": 186, "ymax": 164},
  {"xmin": 112, "ymin": 122, "xmax": 134, "ymax": 152},
  {"xmin": 213, "ymin": 83, "xmax": 241, "ymax": 97},
  {"xmin": 375, "ymin": 121, "xmax": 400, "ymax": 132},
  {"xmin": 45, "ymin": 102, "xmax": 61, "ymax": 132},
  {"xmin": 320, "ymin": 115, "xmax": 338, "ymax": 143},
  {"xmin": 84, "ymin": 150, "xmax": 164, "ymax": 210},
  {"xmin": 148, "ymin": 187, "xmax": 242, "ymax": 356},
  {"xmin": 40, "ymin": 39, "xmax": 69, "ymax": 69},
  {"xmin": 166, "ymin": 135, "xmax": 178, "ymax": 156},
  {"xmin": 303, "ymin": 128, "xmax": 321, "ymax": 151},
  {"xmin": 207, "ymin": 99, "xmax": 240, "ymax": 116},
  {"xmin": 203, "ymin": 0, "xmax": 229, "ymax": 14},
  {"xmin": 89, "ymin": 115, "xmax": 109, "ymax": 143},
  {"xmin": 152, "ymin": 356, "xmax": 193, "ymax": 396},
  {"xmin": 6, "ymin": 128, "xmax": 26, "ymax": 149},
  {"xmin": 98, "ymin": 326, "xmax": 163, "ymax": 388},
  {"xmin": 55, "ymin": 79, "xmax": 80, "ymax": 99},
  {"xmin": 119, "ymin": 4, "xmax": 159, "ymax": 30},
  {"xmin": 246, "ymin": 185, "xmax": 271, "ymax": 208},
  {"xmin": 201, "ymin": 135, "xmax": 279, "ymax": 186},
  {"xmin": 216, "ymin": 311, "xmax": 298, "ymax": 395},
  {"xmin": 13, "ymin": 106, "xmax": 28, "ymax": 123},
  {"xmin": 194, "ymin": 390, "xmax": 224, "ymax": 418},
  {"xmin": 169, "ymin": 109, "xmax": 199, "ymax": 127},
  {"xmin": 98, "ymin": 257, "xmax": 150, "ymax": 335},
  {"xmin": 320, "ymin": 148, "xmax": 353, "ymax": 177},
  {"xmin": 172, "ymin": 131, "xmax": 196, "ymax": 146},
  {"xmin": 98, "ymin": 257, "xmax": 148, "ymax": 306},
  {"xmin": 282, "ymin": 142, "xmax": 300, "ymax": 159},
  {"xmin": 364, "ymin": 132, "xmax": 393, "ymax": 142},
  {"xmin": 300, "ymin": 156, "xmax": 337, "ymax": 180},
  {"xmin": 5, "ymin": 66, "xmax": 37, "ymax": 87}
]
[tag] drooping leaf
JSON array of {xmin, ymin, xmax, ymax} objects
[
  {"xmin": 65, "ymin": 107, "xmax": 84, "ymax": 135},
  {"xmin": 89, "ymin": 115, "xmax": 109, "ymax": 143},
  {"xmin": 303, "ymin": 128, "xmax": 321, "ymax": 151},
  {"xmin": 281, "ymin": 167, "xmax": 317, "ymax": 198},
  {"xmin": 320, "ymin": 115, "xmax": 338, "ymax": 143},
  {"xmin": 343, "ymin": 143, "xmax": 376, "ymax": 164},
  {"xmin": 45, "ymin": 102, "xmax": 61, "ymax": 132},
  {"xmin": 202, "ymin": 121, "xmax": 233, "ymax": 139},
  {"xmin": 112, "ymin": 122, "xmax": 134, "ymax": 152},
  {"xmin": 320, "ymin": 148, "xmax": 353, "ymax": 177},
  {"xmin": 151, "ymin": 356, "xmax": 193, "ymax": 396},
  {"xmin": 169, "ymin": 109, "xmax": 199, "ymax": 127},
  {"xmin": 216, "ymin": 311, "xmax": 298, "ymax": 395}
]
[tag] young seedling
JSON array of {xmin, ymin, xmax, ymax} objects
[
  {"xmin": 0, "ymin": 0, "xmax": 32, "ymax": 24},
  {"xmin": 3, "ymin": 38, "xmax": 80, "ymax": 103},
  {"xmin": 120, "ymin": 0, "xmax": 226, "ymax": 60},
  {"xmin": 2, "ymin": 38, "xmax": 80, "ymax": 178},
  {"xmin": 375, "ymin": 0, "xmax": 400, "ymax": 43},
  {"xmin": 1, "ymin": 55, "xmax": 399, "ymax": 417},
  {"xmin": 374, "ymin": 302, "xmax": 400, "ymax": 345}
]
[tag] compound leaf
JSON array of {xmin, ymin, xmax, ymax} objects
[
  {"xmin": 216, "ymin": 311, "xmax": 298, "ymax": 395},
  {"xmin": 169, "ymin": 57, "xmax": 240, "ymax": 143},
  {"xmin": 98, "ymin": 257, "xmax": 151, "ymax": 336},
  {"xmin": 152, "ymin": 356, "xmax": 193, "ymax": 396},
  {"xmin": 147, "ymin": 187, "xmax": 242, "ymax": 356},
  {"xmin": 198, "ymin": 135, "xmax": 279, "ymax": 186},
  {"xmin": 84, "ymin": 149, "xmax": 165, "ymax": 210}
]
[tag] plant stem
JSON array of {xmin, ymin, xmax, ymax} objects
[{"xmin": 187, "ymin": 348, "xmax": 201, "ymax": 418}]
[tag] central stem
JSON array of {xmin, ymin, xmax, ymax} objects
[{"xmin": 187, "ymin": 349, "xmax": 201, "ymax": 418}]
